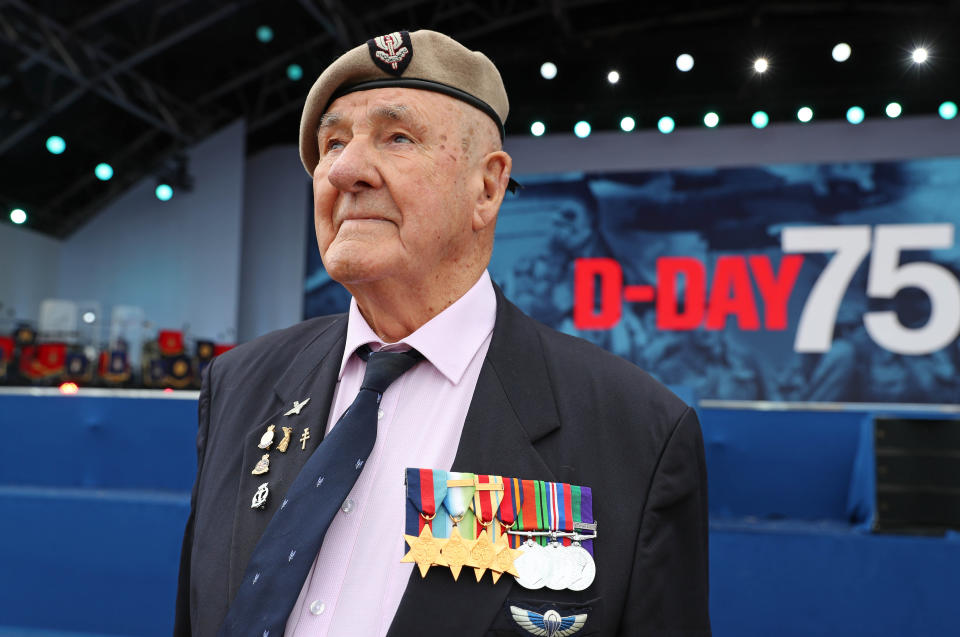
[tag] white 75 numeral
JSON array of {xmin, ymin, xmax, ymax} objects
[{"xmin": 782, "ymin": 223, "xmax": 960, "ymax": 355}]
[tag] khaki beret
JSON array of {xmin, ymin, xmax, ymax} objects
[{"xmin": 299, "ymin": 29, "xmax": 509, "ymax": 176}]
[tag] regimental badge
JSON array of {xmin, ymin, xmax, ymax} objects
[
  {"xmin": 277, "ymin": 426, "xmax": 294, "ymax": 453},
  {"xmin": 258, "ymin": 424, "xmax": 276, "ymax": 450},
  {"xmin": 251, "ymin": 482, "xmax": 269, "ymax": 509},
  {"xmin": 510, "ymin": 606, "xmax": 588, "ymax": 637},
  {"xmin": 284, "ymin": 398, "xmax": 310, "ymax": 416},
  {"xmin": 252, "ymin": 453, "xmax": 270, "ymax": 475},
  {"xmin": 367, "ymin": 31, "xmax": 413, "ymax": 76}
]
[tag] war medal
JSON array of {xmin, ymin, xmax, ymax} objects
[
  {"xmin": 470, "ymin": 474, "xmax": 505, "ymax": 582},
  {"xmin": 258, "ymin": 424, "xmax": 276, "ymax": 450},
  {"xmin": 251, "ymin": 453, "xmax": 270, "ymax": 475},
  {"xmin": 490, "ymin": 477, "xmax": 524, "ymax": 584},
  {"xmin": 277, "ymin": 426, "xmax": 294, "ymax": 453},
  {"xmin": 401, "ymin": 468, "xmax": 450, "ymax": 577},
  {"xmin": 440, "ymin": 472, "xmax": 478, "ymax": 580}
]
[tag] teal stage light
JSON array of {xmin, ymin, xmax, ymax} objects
[
  {"xmin": 287, "ymin": 64, "xmax": 303, "ymax": 81},
  {"xmin": 751, "ymin": 111, "xmax": 769, "ymax": 129},
  {"xmin": 885, "ymin": 102, "xmax": 902, "ymax": 118},
  {"xmin": 620, "ymin": 116, "xmax": 636, "ymax": 132},
  {"xmin": 10, "ymin": 208, "xmax": 27, "ymax": 224},
  {"xmin": 703, "ymin": 112, "xmax": 719, "ymax": 128},
  {"xmin": 939, "ymin": 101, "xmax": 957, "ymax": 120},
  {"xmin": 797, "ymin": 106, "xmax": 813, "ymax": 123},
  {"xmin": 46, "ymin": 135, "xmax": 66, "ymax": 154},
  {"xmin": 94, "ymin": 163, "xmax": 114, "ymax": 181},
  {"xmin": 155, "ymin": 184, "xmax": 173, "ymax": 201},
  {"xmin": 657, "ymin": 116, "xmax": 675, "ymax": 134},
  {"xmin": 574, "ymin": 121, "xmax": 591, "ymax": 138},
  {"xmin": 846, "ymin": 106, "xmax": 865, "ymax": 124},
  {"xmin": 530, "ymin": 121, "xmax": 546, "ymax": 136},
  {"xmin": 256, "ymin": 25, "xmax": 274, "ymax": 43}
]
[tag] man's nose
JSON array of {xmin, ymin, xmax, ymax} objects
[{"xmin": 326, "ymin": 138, "xmax": 382, "ymax": 192}]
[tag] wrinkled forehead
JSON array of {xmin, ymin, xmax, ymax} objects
[{"xmin": 318, "ymin": 87, "xmax": 468, "ymax": 136}]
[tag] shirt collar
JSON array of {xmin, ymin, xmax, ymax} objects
[{"xmin": 338, "ymin": 270, "xmax": 496, "ymax": 385}]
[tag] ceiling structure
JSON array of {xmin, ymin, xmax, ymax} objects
[{"xmin": 1, "ymin": 0, "xmax": 958, "ymax": 238}]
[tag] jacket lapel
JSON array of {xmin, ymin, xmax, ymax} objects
[
  {"xmin": 388, "ymin": 288, "xmax": 562, "ymax": 636},
  {"xmin": 227, "ymin": 316, "xmax": 348, "ymax": 597}
]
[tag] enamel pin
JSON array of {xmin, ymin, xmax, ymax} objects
[
  {"xmin": 252, "ymin": 453, "xmax": 270, "ymax": 475},
  {"xmin": 277, "ymin": 426, "xmax": 294, "ymax": 453},
  {"xmin": 300, "ymin": 428, "xmax": 311, "ymax": 450},
  {"xmin": 251, "ymin": 482, "xmax": 269, "ymax": 509},
  {"xmin": 258, "ymin": 424, "xmax": 276, "ymax": 450},
  {"xmin": 510, "ymin": 606, "xmax": 587, "ymax": 637}
]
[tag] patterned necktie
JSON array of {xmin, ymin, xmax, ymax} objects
[{"xmin": 218, "ymin": 345, "xmax": 424, "ymax": 637}]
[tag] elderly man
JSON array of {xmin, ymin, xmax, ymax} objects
[{"xmin": 175, "ymin": 30, "xmax": 709, "ymax": 637}]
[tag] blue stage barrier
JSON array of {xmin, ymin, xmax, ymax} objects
[{"xmin": 1, "ymin": 390, "xmax": 959, "ymax": 636}]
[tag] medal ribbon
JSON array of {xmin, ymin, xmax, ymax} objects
[
  {"xmin": 471, "ymin": 474, "xmax": 504, "ymax": 541},
  {"xmin": 577, "ymin": 485, "xmax": 595, "ymax": 556},
  {"xmin": 497, "ymin": 477, "xmax": 523, "ymax": 547},
  {"xmin": 405, "ymin": 468, "xmax": 449, "ymax": 537},
  {"xmin": 442, "ymin": 471, "xmax": 476, "ymax": 539}
]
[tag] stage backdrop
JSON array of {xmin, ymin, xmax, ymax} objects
[{"xmin": 304, "ymin": 156, "xmax": 960, "ymax": 405}]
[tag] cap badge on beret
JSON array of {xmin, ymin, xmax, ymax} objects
[{"xmin": 367, "ymin": 31, "xmax": 413, "ymax": 76}]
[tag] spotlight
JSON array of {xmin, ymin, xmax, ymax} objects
[
  {"xmin": 657, "ymin": 116, "xmax": 675, "ymax": 134},
  {"xmin": 703, "ymin": 112, "xmax": 719, "ymax": 128},
  {"xmin": 620, "ymin": 116, "xmax": 636, "ymax": 132},
  {"xmin": 676, "ymin": 53, "xmax": 694, "ymax": 72},
  {"xmin": 574, "ymin": 121, "xmax": 591, "ymax": 138},
  {"xmin": 797, "ymin": 106, "xmax": 814, "ymax": 123},
  {"xmin": 540, "ymin": 62, "xmax": 558, "ymax": 80},
  {"xmin": 832, "ymin": 43, "xmax": 851, "ymax": 62},
  {"xmin": 59, "ymin": 382, "xmax": 79, "ymax": 395},
  {"xmin": 530, "ymin": 121, "xmax": 546, "ymax": 136},
  {"xmin": 256, "ymin": 25, "xmax": 274, "ymax": 43},
  {"xmin": 885, "ymin": 102, "xmax": 902, "ymax": 118},
  {"xmin": 939, "ymin": 101, "xmax": 957, "ymax": 120},
  {"xmin": 286, "ymin": 64, "xmax": 303, "ymax": 81},
  {"xmin": 607, "ymin": 70, "xmax": 620, "ymax": 84},
  {"xmin": 94, "ymin": 163, "xmax": 114, "ymax": 181},
  {"xmin": 751, "ymin": 111, "xmax": 769, "ymax": 129},
  {"xmin": 911, "ymin": 47, "xmax": 929, "ymax": 64},
  {"xmin": 10, "ymin": 208, "xmax": 27, "ymax": 224},
  {"xmin": 846, "ymin": 106, "xmax": 865, "ymax": 124},
  {"xmin": 753, "ymin": 58, "xmax": 769, "ymax": 74},
  {"xmin": 155, "ymin": 184, "xmax": 174, "ymax": 201},
  {"xmin": 46, "ymin": 135, "xmax": 66, "ymax": 155},
  {"xmin": 82, "ymin": 311, "xmax": 96, "ymax": 324}
]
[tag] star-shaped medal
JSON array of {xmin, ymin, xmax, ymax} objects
[
  {"xmin": 401, "ymin": 524, "xmax": 445, "ymax": 577},
  {"xmin": 440, "ymin": 529, "xmax": 477, "ymax": 581},
  {"xmin": 284, "ymin": 398, "xmax": 310, "ymax": 416},
  {"xmin": 490, "ymin": 532, "xmax": 522, "ymax": 584},
  {"xmin": 471, "ymin": 529, "xmax": 497, "ymax": 582}
]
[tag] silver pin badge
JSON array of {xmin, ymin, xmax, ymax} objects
[
  {"xmin": 285, "ymin": 398, "xmax": 310, "ymax": 416},
  {"xmin": 251, "ymin": 482, "xmax": 269, "ymax": 509}
]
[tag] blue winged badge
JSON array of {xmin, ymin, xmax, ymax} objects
[{"xmin": 510, "ymin": 605, "xmax": 588, "ymax": 637}]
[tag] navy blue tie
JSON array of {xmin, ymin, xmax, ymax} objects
[{"xmin": 218, "ymin": 345, "xmax": 424, "ymax": 637}]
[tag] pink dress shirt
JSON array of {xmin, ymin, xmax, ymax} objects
[{"xmin": 283, "ymin": 271, "xmax": 496, "ymax": 637}]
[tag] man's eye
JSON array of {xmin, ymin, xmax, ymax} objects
[
  {"xmin": 324, "ymin": 139, "xmax": 345, "ymax": 152},
  {"xmin": 390, "ymin": 133, "xmax": 412, "ymax": 144}
]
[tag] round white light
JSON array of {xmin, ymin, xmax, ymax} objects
[
  {"xmin": 703, "ymin": 112, "xmax": 719, "ymax": 128},
  {"xmin": 753, "ymin": 58, "xmax": 769, "ymax": 73},
  {"xmin": 574, "ymin": 121, "xmax": 591, "ymax": 138},
  {"xmin": 530, "ymin": 121, "xmax": 546, "ymax": 137},
  {"xmin": 912, "ymin": 48, "xmax": 928, "ymax": 64},
  {"xmin": 540, "ymin": 62, "xmax": 558, "ymax": 80},
  {"xmin": 657, "ymin": 116, "xmax": 675, "ymax": 134},
  {"xmin": 846, "ymin": 106, "xmax": 865, "ymax": 125},
  {"xmin": 832, "ymin": 43, "xmax": 851, "ymax": 62},
  {"xmin": 620, "ymin": 116, "xmax": 636, "ymax": 132},
  {"xmin": 95, "ymin": 163, "xmax": 114, "ymax": 181},
  {"xmin": 607, "ymin": 70, "xmax": 620, "ymax": 84},
  {"xmin": 940, "ymin": 101, "xmax": 958, "ymax": 120},
  {"xmin": 797, "ymin": 106, "xmax": 814, "ymax": 123},
  {"xmin": 885, "ymin": 102, "xmax": 902, "ymax": 118},
  {"xmin": 676, "ymin": 53, "xmax": 694, "ymax": 72},
  {"xmin": 751, "ymin": 111, "xmax": 769, "ymax": 129},
  {"xmin": 82, "ymin": 312, "xmax": 96, "ymax": 324},
  {"xmin": 10, "ymin": 208, "xmax": 27, "ymax": 224}
]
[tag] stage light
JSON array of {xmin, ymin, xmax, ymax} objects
[
  {"xmin": 256, "ymin": 25, "xmax": 274, "ymax": 43},
  {"xmin": 10, "ymin": 208, "xmax": 26, "ymax": 224},
  {"xmin": 703, "ymin": 112, "xmax": 719, "ymax": 128},
  {"xmin": 885, "ymin": 102, "xmax": 902, "ymax": 118},
  {"xmin": 753, "ymin": 58, "xmax": 769, "ymax": 73},
  {"xmin": 620, "ymin": 116, "xmax": 636, "ymax": 132},
  {"xmin": 607, "ymin": 70, "xmax": 620, "ymax": 84},
  {"xmin": 846, "ymin": 106, "xmax": 865, "ymax": 124},
  {"xmin": 657, "ymin": 116, "xmax": 675, "ymax": 134},
  {"xmin": 155, "ymin": 184, "xmax": 174, "ymax": 201},
  {"xmin": 912, "ymin": 47, "xmax": 928, "ymax": 64},
  {"xmin": 676, "ymin": 53, "xmax": 694, "ymax": 72},
  {"xmin": 46, "ymin": 135, "xmax": 66, "ymax": 155},
  {"xmin": 540, "ymin": 62, "xmax": 557, "ymax": 80},
  {"xmin": 94, "ymin": 163, "xmax": 114, "ymax": 181},
  {"xmin": 574, "ymin": 121, "xmax": 591, "ymax": 138},
  {"xmin": 751, "ymin": 111, "xmax": 769, "ymax": 129},
  {"xmin": 832, "ymin": 43, "xmax": 851, "ymax": 62},
  {"xmin": 939, "ymin": 101, "xmax": 957, "ymax": 120},
  {"xmin": 530, "ymin": 121, "xmax": 546, "ymax": 136},
  {"xmin": 797, "ymin": 106, "xmax": 814, "ymax": 123},
  {"xmin": 164, "ymin": 387, "xmax": 174, "ymax": 393},
  {"xmin": 286, "ymin": 64, "xmax": 303, "ymax": 81},
  {"xmin": 82, "ymin": 311, "xmax": 96, "ymax": 324},
  {"xmin": 59, "ymin": 382, "xmax": 79, "ymax": 395}
]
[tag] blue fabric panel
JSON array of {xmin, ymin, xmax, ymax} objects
[
  {"xmin": 0, "ymin": 395, "xmax": 197, "ymax": 491},
  {"xmin": 710, "ymin": 519, "xmax": 960, "ymax": 637}
]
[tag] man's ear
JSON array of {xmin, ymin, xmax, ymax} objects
[{"xmin": 473, "ymin": 150, "xmax": 512, "ymax": 231}]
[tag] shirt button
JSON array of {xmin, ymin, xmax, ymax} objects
[
  {"xmin": 377, "ymin": 409, "xmax": 384, "ymax": 420},
  {"xmin": 310, "ymin": 600, "xmax": 326, "ymax": 615},
  {"xmin": 341, "ymin": 498, "xmax": 355, "ymax": 513}
]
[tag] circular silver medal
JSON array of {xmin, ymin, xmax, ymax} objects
[
  {"xmin": 544, "ymin": 542, "xmax": 573, "ymax": 590},
  {"xmin": 566, "ymin": 544, "xmax": 596, "ymax": 591},
  {"xmin": 514, "ymin": 539, "xmax": 547, "ymax": 590}
]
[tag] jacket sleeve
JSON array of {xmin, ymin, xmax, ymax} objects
[
  {"xmin": 618, "ymin": 405, "xmax": 711, "ymax": 637},
  {"xmin": 173, "ymin": 359, "xmax": 215, "ymax": 637}
]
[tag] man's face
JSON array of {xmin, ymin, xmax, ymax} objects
[{"xmin": 312, "ymin": 87, "xmax": 482, "ymax": 291}]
